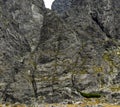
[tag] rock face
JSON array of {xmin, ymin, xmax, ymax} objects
[
  {"xmin": 0, "ymin": 0, "xmax": 120, "ymax": 105},
  {"xmin": 0, "ymin": 0, "xmax": 45, "ymax": 104},
  {"xmin": 52, "ymin": 0, "xmax": 72, "ymax": 14},
  {"xmin": 52, "ymin": 0, "xmax": 120, "ymax": 104}
]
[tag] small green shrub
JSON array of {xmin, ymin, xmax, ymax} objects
[{"xmin": 80, "ymin": 92, "xmax": 101, "ymax": 98}]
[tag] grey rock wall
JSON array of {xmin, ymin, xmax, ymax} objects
[
  {"xmin": 0, "ymin": 0, "xmax": 119, "ymax": 105},
  {"xmin": 52, "ymin": 0, "xmax": 73, "ymax": 14},
  {"xmin": 52, "ymin": 0, "xmax": 120, "ymax": 104},
  {"xmin": 0, "ymin": 0, "xmax": 45, "ymax": 104}
]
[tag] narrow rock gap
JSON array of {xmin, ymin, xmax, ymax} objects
[
  {"xmin": 43, "ymin": 0, "xmax": 55, "ymax": 9},
  {"xmin": 90, "ymin": 13, "xmax": 112, "ymax": 38}
]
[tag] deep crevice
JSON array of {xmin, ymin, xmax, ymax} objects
[{"xmin": 90, "ymin": 13, "xmax": 112, "ymax": 38}]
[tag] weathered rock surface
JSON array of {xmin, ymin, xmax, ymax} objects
[
  {"xmin": 52, "ymin": 0, "xmax": 120, "ymax": 104},
  {"xmin": 0, "ymin": 0, "xmax": 45, "ymax": 104},
  {"xmin": 0, "ymin": 0, "xmax": 120, "ymax": 105}
]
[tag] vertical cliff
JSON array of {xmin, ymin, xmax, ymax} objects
[
  {"xmin": 0, "ymin": 0, "xmax": 120, "ymax": 104},
  {"xmin": 52, "ymin": 0, "xmax": 120, "ymax": 104},
  {"xmin": 0, "ymin": 0, "xmax": 45, "ymax": 104}
]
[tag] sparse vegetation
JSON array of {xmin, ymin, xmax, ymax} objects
[{"xmin": 80, "ymin": 92, "xmax": 101, "ymax": 98}]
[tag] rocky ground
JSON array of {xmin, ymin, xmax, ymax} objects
[{"xmin": 0, "ymin": 103, "xmax": 120, "ymax": 107}]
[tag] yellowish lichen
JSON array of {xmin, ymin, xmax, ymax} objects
[
  {"xmin": 110, "ymin": 85, "xmax": 120, "ymax": 92},
  {"xmin": 93, "ymin": 66, "xmax": 103, "ymax": 73}
]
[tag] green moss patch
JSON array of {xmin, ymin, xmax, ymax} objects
[{"xmin": 80, "ymin": 92, "xmax": 101, "ymax": 98}]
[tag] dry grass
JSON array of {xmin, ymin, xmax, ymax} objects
[{"xmin": 0, "ymin": 103, "xmax": 120, "ymax": 107}]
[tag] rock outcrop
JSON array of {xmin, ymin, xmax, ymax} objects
[
  {"xmin": 0, "ymin": 0, "xmax": 45, "ymax": 104},
  {"xmin": 52, "ymin": 0, "xmax": 120, "ymax": 104},
  {"xmin": 0, "ymin": 0, "xmax": 120, "ymax": 105}
]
